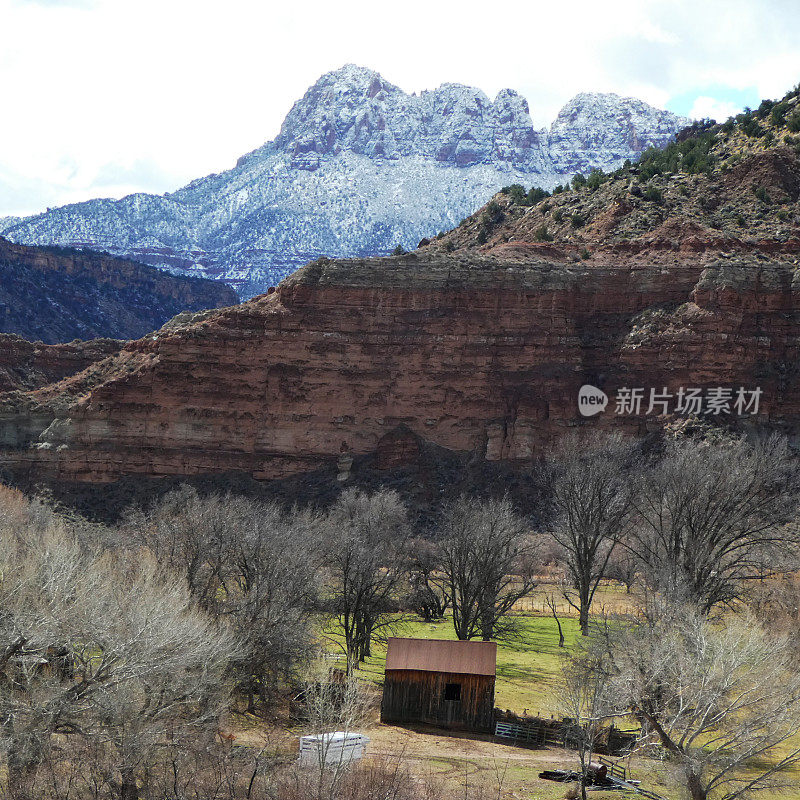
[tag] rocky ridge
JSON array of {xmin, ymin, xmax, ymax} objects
[
  {"xmin": 0, "ymin": 65, "xmax": 688, "ymax": 298},
  {"xmin": 0, "ymin": 335, "xmax": 123, "ymax": 394},
  {"xmin": 0, "ymin": 236, "xmax": 238, "ymax": 344}
]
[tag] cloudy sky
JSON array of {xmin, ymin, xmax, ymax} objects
[{"xmin": 1, "ymin": 0, "xmax": 798, "ymax": 217}]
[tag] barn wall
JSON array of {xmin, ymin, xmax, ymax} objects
[{"xmin": 380, "ymin": 669, "xmax": 495, "ymax": 732}]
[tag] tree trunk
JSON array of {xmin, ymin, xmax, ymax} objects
[
  {"xmin": 555, "ymin": 614, "xmax": 565, "ymax": 647},
  {"xmin": 7, "ymin": 740, "xmax": 40, "ymax": 800},
  {"xmin": 120, "ymin": 768, "xmax": 139, "ymax": 800},
  {"xmin": 579, "ymin": 603, "xmax": 590, "ymax": 636},
  {"xmin": 547, "ymin": 598, "xmax": 565, "ymax": 646},
  {"xmin": 686, "ymin": 771, "xmax": 707, "ymax": 800},
  {"xmin": 7, "ymin": 762, "xmax": 38, "ymax": 800}
]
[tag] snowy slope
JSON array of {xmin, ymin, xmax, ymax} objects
[{"xmin": 1, "ymin": 65, "xmax": 688, "ymax": 298}]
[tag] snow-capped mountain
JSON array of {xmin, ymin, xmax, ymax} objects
[{"xmin": 0, "ymin": 65, "xmax": 688, "ymax": 298}]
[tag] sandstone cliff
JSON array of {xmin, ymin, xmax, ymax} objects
[{"xmin": 0, "ymin": 335, "xmax": 122, "ymax": 394}]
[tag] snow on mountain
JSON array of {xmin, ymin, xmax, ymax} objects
[{"xmin": 0, "ymin": 65, "xmax": 689, "ymax": 298}]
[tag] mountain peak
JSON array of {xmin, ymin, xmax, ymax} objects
[
  {"xmin": 547, "ymin": 92, "xmax": 690, "ymax": 174},
  {"xmin": 311, "ymin": 63, "xmax": 400, "ymax": 95},
  {"xmin": 555, "ymin": 91, "xmax": 686, "ymax": 118},
  {"xmin": 2, "ymin": 67, "xmax": 691, "ymax": 298}
]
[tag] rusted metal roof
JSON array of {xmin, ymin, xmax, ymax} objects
[{"xmin": 385, "ymin": 638, "xmax": 497, "ymax": 676}]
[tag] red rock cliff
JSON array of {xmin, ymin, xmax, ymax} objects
[{"xmin": 0, "ymin": 245, "xmax": 797, "ymax": 485}]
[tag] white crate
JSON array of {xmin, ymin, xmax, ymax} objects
[{"xmin": 298, "ymin": 731, "xmax": 370, "ymax": 767}]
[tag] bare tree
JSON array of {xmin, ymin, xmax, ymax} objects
[
  {"xmin": 749, "ymin": 574, "xmax": 800, "ymax": 663},
  {"xmin": 547, "ymin": 433, "xmax": 636, "ymax": 634},
  {"xmin": 129, "ymin": 488, "xmax": 320, "ymax": 712},
  {"xmin": 405, "ymin": 538, "xmax": 449, "ymax": 621},
  {"xmin": 627, "ymin": 435, "xmax": 797, "ymax": 613},
  {"xmin": 301, "ymin": 660, "xmax": 377, "ymax": 795},
  {"xmin": 558, "ymin": 637, "xmax": 617, "ymax": 800},
  {"xmin": 604, "ymin": 545, "xmax": 639, "ymax": 594},
  {"xmin": 438, "ymin": 495, "xmax": 537, "ymax": 641},
  {"xmin": 544, "ymin": 593, "xmax": 565, "ymax": 647},
  {"xmin": 126, "ymin": 486, "xmax": 231, "ymax": 610},
  {"xmin": 322, "ymin": 489, "xmax": 411, "ymax": 666},
  {"xmin": 88, "ymin": 555, "xmax": 234, "ymax": 800},
  {"xmin": 601, "ymin": 604, "xmax": 800, "ymax": 800},
  {"xmin": 216, "ymin": 497, "xmax": 320, "ymax": 710},
  {"xmin": 0, "ymin": 494, "xmax": 234, "ymax": 800}
]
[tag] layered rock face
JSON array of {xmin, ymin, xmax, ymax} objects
[
  {"xmin": 0, "ymin": 236, "xmax": 238, "ymax": 344},
  {"xmin": 0, "ymin": 65, "xmax": 687, "ymax": 298},
  {"xmin": 548, "ymin": 92, "xmax": 691, "ymax": 174},
  {"xmin": 1, "ymin": 244, "xmax": 798, "ymax": 486},
  {"xmin": 0, "ymin": 335, "xmax": 122, "ymax": 394}
]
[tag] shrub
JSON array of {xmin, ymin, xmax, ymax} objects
[
  {"xmin": 392, "ymin": 244, "xmax": 407, "ymax": 256},
  {"xmin": 586, "ymin": 168, "xmax": 605, "ymax": 190},
  {"xmin": 580, "ymin": 248, "xmax": 590, "ymax": 259},
  {"xmin": 787, "ymin": 111, "xmax": 800, "ymax": 133},
  {"xmin": 757, "ymin": 98, "xmax": 775, "ymax": 119},
  {"xmin": 527, "ymin": 186, "xmax": 550, "ymax": 204},
  {"xmin": 501, "ymin": 184, "xmax": 550, "ymax": 206},
  {"xmin": 506, "ymin": 184, "xmax": 527, "ymax": 203},
  {"xmin": 483, "ymin": 200, "xmax": 504, "ymax": 224},
  {"xmin": 443, "ymin": 240, "xmax": 455, "ymax": 252},
  {"xmin": 754, "ymin": 186, "xmax": 771, "ymax": 204},
  {"xmin": 534, "ymin": 225, "xmax": 553, "ymax": 242},
  {"xmin": 571, "ymin": 173, "xmax": 587, "ymax": 190},
  {"xmin": 644, "ymin": 186, "xmax": 663, "ymax": 204},
  {"xmin": 564, "ymin": 784, "xmax": 581, "ymax": 800},
  {"xmin": 553, "ymin": 184, "xmax": 564, "ymax": 195},
  {"xmin": 476, "ymin": 228, "xmax": 488, "ymax": 245},
  {"xmin": 637, "ymin": 126, "xmax": 717, "ymax": 180},
  {"xmin": 553, "ymin": 209, "xmax": 564, "ymax": 222},
  {"xmin": 571, "ymin": 212, "xmax": 586, "ymax": 228},
  {"xmin": 771, "ymin": 101, "xmax": 790, "ymax": 127},
  {"xmin": 740, "ymin": 114, "xmax": 765, "ymax": 138}
]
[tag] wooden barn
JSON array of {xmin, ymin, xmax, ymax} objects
[{"xmin": 380, "ymin": 638, "xmax": 497, "ymax": 732}]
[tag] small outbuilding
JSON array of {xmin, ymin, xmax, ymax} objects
[{"xmin": 380, "ymin": 637, "xmax": 497, "ymax": 732}]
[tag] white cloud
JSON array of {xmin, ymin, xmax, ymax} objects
[
  {"xmin": 0, "ymin": 0, "xmax": 799, "ymax": 215},
  {"xmin": 687, "ymin": 96, "xmax": 743, "ymax": 122}
]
